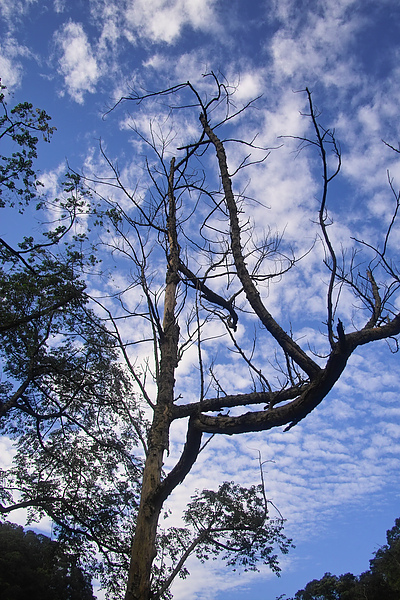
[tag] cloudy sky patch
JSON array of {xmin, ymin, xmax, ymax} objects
[
  {"xmin": 1, "ymin": 1, "xmax": 400, "ymax": 599},
  {"xmin": 54, "ymin": 21, "xmax": 101, "ymax": 103}
]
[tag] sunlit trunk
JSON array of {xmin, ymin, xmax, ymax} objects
[
  {"xmin": 124, "ymin": 440, "xmax": 165, "ymax": 600},
  {"xmin": 125, "ymin": 158, "xmax": 180, "ymax": 600}
]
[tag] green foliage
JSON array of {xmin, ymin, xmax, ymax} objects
[
  {"xmin": 0, "ymin": 521, "xmax": 96, "ymax": 599},
  {"xmin": 369, "ymin": 517, "xmax": 400, "ymax": 595},
  {"xmin": 285, "ymin": 517, "xmax": 400, "ymax": 600},
  {"xmin": 0, "ymin": 81, "xmax": 55, "ymax": 209},
  {"xmin": 290, "ymin": 572, "xmax": 360, "ymax": 600},
  {"xmin": 0, "ymin": 296, "xmax": 145, "ymax": 598},
  {"xmin": 0, "ymin": 93, "xmax": 105, "ymax": 425},
  {"xmin": 0, "ymin": 84, "xmax": 144, "ymax": 599},
  {"xmin": 0, "ymin": 247, "xmax": 145, "ymax": 597},
  {"xmin": 184, "ymin": 482, "xmax": 292, "ymax": 573},
  {"xmin": 153, "ymin": 482, "xmax": 293, "ymax": 598}
]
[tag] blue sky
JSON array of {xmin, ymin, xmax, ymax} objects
[{"xmin": 1, "ymin": 1, "xmax": 400, "ymax": 599}]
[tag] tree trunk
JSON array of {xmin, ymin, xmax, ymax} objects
[
  {"xmin": 125, "ymin": 158, "xmax": 180, "ymax": 600},
  {"xmin": 124, "ymin": 438, "xmax": 165, "ymax": 600}
]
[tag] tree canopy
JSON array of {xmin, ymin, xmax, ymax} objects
[
  {"xmin": 0, "ymin": 521, "xmax": 96, "ymax": 600},
  {"xmin": 0, "ymin": 83, "xmax": 144, "ymax": 596}
]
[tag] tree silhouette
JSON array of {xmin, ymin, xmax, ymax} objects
[
  {"xmin": 1, "ymin": 75, "xmax": 400, "ymax": 599},
  {"xmin": 88, "ymin": 76, "xmax": 400, "ymax": 599},
  {"xmin": 0, "ymin": 521, "xmax": 96, "ymax": 600}
]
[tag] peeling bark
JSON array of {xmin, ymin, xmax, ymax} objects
[{"xmin": 125, "ymin": 159, "xmax": 181, "ymax": 600}]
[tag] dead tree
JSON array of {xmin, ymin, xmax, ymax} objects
[{"xmin": 88, "ymin": 75, "xmax": 400, "ymax": 600}]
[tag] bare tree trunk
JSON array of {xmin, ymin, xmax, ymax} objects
[
  {"xmin": 125, "ymin": 159, "xmax": 180, "ymax": 600},
  {"xmin": 124, "ymin": 440, "xmax": 165, "ymax": 600}
]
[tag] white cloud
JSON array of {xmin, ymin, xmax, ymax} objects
[
  {"xmin": 0, "ymin": 53, "xmax": 22, "ymax": 90},
  {"xmin": 54, "ymin": 21, "xmax": 100, "ymax": 103},
  {"xmin": 87, "ymin": 0, "xmax": 220, "ymax": 50},
  {"xmin": 0, "ymin": 37, "xmax": 31, "ymax": 89},
  {"xmin": 125, "ymin": 0, "xmax": 218, "ymax": 44},
  {"xmin": 267, "ymin": 0, "xmax": 366, "ymax": 94},
  {"xmin": 233, "ymin": 71, "xmax": 264, "ymax": 102},
  {"xmin": 0, "ymin": 436, "xmax": 15, "ymax": 469},
  {"xmin": 53, "ymin": 0, "xmax": 66, "ymax": 12},
  {"xmin": 0, "ymin": 0, "xmax": 38, "ymax": 29}
]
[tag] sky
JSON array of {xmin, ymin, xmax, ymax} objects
[{"xmin": 1, "ymin": 0, "xmax": 400, "ymax": 599}]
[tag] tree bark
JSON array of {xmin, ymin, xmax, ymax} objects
[
  {"xmin": 124, "ymin": 411, "xmax": 170, "ymax": 600},
  {"xmin": 199, "ymin": 113, "xmax": 321, "ymax": 380},
  {"xmin": 125, "ymin": 159, "xmax": 181, "ymax": 600}
]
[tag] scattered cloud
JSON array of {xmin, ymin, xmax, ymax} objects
[
  {"xmin": 124, "ymin": 0, "xmax": 218, "ymax": 44},
  {"xmin": 267, "ymin": 0, "xmax": 364, "ymax": 85},
  {"xmin": 53, "ymin": 0, "xmax": 66, "ymax": 12},
  {"xmin": 0, "ymin": 37, "xmax": 32, "ymax": 89},
  {"xmin": 54, "ymin": 21, "xmax": 101, "ymax": 103},
  {"xmin": 2, "ymin": 2, "xmax": 400, "ymax": 599},
  {"xmin": 0, "ymin": 0, "xmax": 38, "ymax": 30},
  {"xmin": 86, "ymin": 0, "xmax": 220, "ymax": 63}
]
